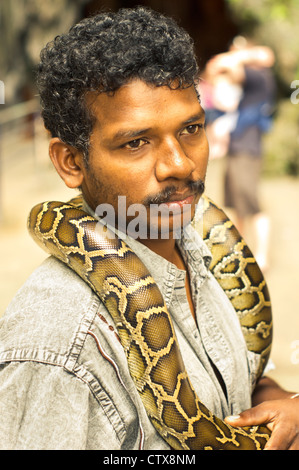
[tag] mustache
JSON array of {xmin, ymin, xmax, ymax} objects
[{"xmin": 142, "ymin": 179, "xmax": 205, "ymax": 206}]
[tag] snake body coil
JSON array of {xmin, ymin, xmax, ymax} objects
[{"xmin": 28, "ymin": 195, "xmax": 272, "ymax": 450}]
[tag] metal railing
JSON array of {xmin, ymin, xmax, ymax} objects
[{"xmin": 0, "ymin": 98, "xmax": 39, "ymax": 126}]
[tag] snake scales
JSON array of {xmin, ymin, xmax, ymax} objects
[{"xmin": 28, "ymin": 194, "xmax": 272, "ymax": 450}]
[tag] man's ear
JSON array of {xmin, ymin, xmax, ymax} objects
[{"xmin": 49, "ymin": 138, "xmax": 84, "ymax": 188}]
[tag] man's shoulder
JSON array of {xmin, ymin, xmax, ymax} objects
[
  {"xmin": 0, "ymin": 256, "xmax": 100, "ymax": 364},
  {"xmin": 7, "ymin": 255, "xmax": 97, "ymax": 311}
]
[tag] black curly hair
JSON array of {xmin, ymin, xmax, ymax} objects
[{"xmin": 37, "ymin": 6, "xmax": 200, "ymax": 165}]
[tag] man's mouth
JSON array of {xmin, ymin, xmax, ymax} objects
[
  {"xmin": 163, "ymin": 193, "xmax": 195, "ymax": 209},
  {"xmin": 143, "ymin": 179, "xmax": 205, "ymax": 207}
]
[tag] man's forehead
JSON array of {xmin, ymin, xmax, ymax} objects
[{"xmin": 86, "ymin": 79, "xmax": 202, "ymax": 130}]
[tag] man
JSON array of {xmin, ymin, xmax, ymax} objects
[{"xmin": 0, "ymin": 7, "xmax": 298, "ymax": 450}]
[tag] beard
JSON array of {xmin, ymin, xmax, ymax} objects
[{"xmin": 84, "ymin": 168, "xmax": 205, "ymax": 240}]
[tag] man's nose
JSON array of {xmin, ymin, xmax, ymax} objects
[{"xmin": 155, "ymin": 138, "xmax": 196, "ymax": 181}]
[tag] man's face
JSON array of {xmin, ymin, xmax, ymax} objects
[{"xmin": 80, "ymin": 79, "xmax": 209, "ymax": 238}]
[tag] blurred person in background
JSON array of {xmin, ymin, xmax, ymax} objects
[{"xmin": 201, "ymin": 36, "xmax": 276, "ymax": 272}]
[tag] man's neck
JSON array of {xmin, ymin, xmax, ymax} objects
[
  {"xmin": 139, "ymin": 237, "xmax": 184, "ymax": 270},
  {"xmin": 140, "ymin": 236, "xmax": 197, "ymax": 324}
]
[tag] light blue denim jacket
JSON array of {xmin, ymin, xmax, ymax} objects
[{"xmin": 0, "ymin": 211, "xmax": 261, "ymax": 450}]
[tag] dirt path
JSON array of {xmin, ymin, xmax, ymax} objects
[{"xmin": 1, "ymin": 131, "xmax": 299, "ymax": 391}]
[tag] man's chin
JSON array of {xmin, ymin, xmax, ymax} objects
[
  {"xmin": 131, "ymin": 206, "xmax": 195, "ymax": 240},
  {"xmin": 99, "ymin": 198, "xmax": 198, "ymax": 241}
]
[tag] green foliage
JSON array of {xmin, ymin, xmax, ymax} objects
[
  {"xmin": 263, "ymin": 99, "xmax": 299, "ymax": 176},
  {"xmin": 226, "ymin": 0, "xmax": 299, "ymax": 176},
  {"xmin": 226, "ymin": 0, "xmax": 299, "ymax": 21},
  {"xmin": 225, "ymin": 0, "xmax": 299, "ymax": 87}
]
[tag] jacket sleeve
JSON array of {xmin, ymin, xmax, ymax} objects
[{"xmin": 0, "ymin": 360, "xmax": 123, "ymax": 450}]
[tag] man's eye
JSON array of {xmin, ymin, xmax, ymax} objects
[
  {"xmin": 181, "ymin": 124, "xmax": 202, "ymax": 135},
  {"xmin": 124, "ymin": 139, "xmax": 146, "ymax": 149}
]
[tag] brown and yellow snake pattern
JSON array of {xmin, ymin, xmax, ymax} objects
[{"xmin": 28, "ymin": 195, "xmax": 272, "ymax": 450}]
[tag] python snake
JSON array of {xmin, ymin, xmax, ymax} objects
[{"xmin": 28, "ymin": 194, "xmax": 272, "ymax": 450}]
